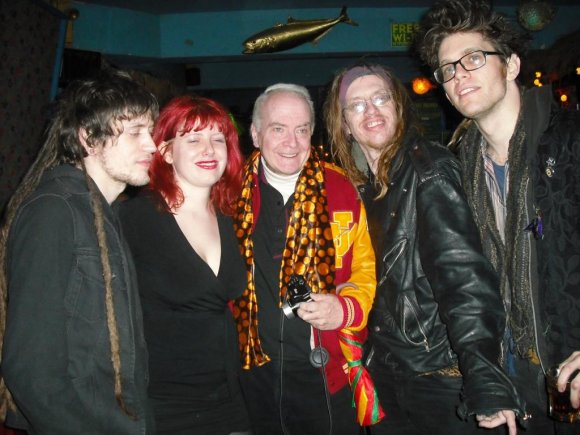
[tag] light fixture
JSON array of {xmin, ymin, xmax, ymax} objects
[
  {"xmin": 411, "ymin": 77, "xmax": 433, "ymax": 95},
  {"xmin": 517, "ymin": 0, "xmax": 556, "ymax": 31}
]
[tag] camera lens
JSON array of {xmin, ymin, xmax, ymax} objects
[{"xmin": 282, "ymin": 301, "xmax": 298, "ymax": 319}]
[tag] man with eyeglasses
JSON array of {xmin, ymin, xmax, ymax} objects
[
  {"xmin": 418, "ymin": 1, "xmax": 580, "ymax": 434},
  {"xmin": 324, "ymin": 63, "xmax": 525, "ymax": 435}
]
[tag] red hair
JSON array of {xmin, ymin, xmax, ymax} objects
[{"xmin": 149, "ymin": 95, "xmax": 243, "ymax": 215}]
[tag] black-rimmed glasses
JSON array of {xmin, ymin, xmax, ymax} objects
[
  {"xmin": 343, "ymin": 91, "xmax": 392, "ymax": 114},
  {"xmin": 434, "ymin": 50, "xmax": 503, "ymax": 84}
]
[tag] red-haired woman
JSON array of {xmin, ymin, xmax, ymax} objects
[{"xmin": 119, "ymin": 95, "xmax": 250, "ymax": 434}]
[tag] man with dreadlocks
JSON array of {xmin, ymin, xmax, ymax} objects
[
  {"xmin": 417, "ymin": 1, "xmax": 580, "ymax": 434},
  {"xmin": 232, "ymin": 83, "xmax": 380, "ymax": 435},
  {"xmin": 0, "ymin": 69, "xmax": 158, "ymax": 434}
]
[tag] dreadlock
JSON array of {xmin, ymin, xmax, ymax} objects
[{"xmin": 0, "ymin": 68, "xmax": 158, "ymax": 420}]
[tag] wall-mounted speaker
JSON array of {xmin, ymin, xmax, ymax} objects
[
  {"xmin": 59, "ymin": 48, "xmax": 102, "ymax": 87},
  {"xmin": 185, "ymin": 67, "xmax": 200, "ymax": 86}
]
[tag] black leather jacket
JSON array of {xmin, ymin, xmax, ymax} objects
[{"xmin": 359, "ymin": 136, "xmax": 525, "ymax": 417}]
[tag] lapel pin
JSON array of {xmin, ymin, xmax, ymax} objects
[{"xmin": 545, "ymin": 157, "xmax": 556, "ymax": 177}]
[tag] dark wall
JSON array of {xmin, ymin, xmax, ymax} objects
[{"xmin": 0, "ymin": 0, "xmax": 65, "ymax": 212}]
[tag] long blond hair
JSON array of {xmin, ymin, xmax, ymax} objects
[{"xmin": 324, "ymin": 64, "xmax": 419, "ymax": 198}]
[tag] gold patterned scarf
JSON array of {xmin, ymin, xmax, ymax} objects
[{"xmin": 233, "ymin": 149, "xmax": 335, "ymax": 369}]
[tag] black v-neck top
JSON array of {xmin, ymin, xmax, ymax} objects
[{"xmin": 118, "ymin": 191, "xmax": 246, "ymax": 404}]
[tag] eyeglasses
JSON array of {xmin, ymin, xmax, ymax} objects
[
  {"xmin": 434, "ymin": 50, "xmax": 503, "ymax": 84},
  {"xmin": 343, "ymin": 91, "xmax": 392, "ymax": 114}
]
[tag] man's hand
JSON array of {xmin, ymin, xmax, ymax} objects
[
  {"xmin": 558, "ymin": 350, "xmax": 580, "ymax": 408},
  {"xmin": 297, "ymin": 293, "xmax": 343, "ymax": 330},
  {"xmin": 476, "ymin": 410, "xmax": 517, "ymax": 435}
]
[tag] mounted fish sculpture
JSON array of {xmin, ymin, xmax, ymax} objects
[{"xmin": 243, "ymin": 6, "xmax": 358, "ymax": 54}]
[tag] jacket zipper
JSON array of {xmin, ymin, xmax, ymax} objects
[
  {"xmin": 378, "ymin": 239, "xmax": 406, "ymax": 287},
  {"xmin": 525, "ymin": 178, "xmax": 546, "ymax": 373},
  {"xmin": 403, "ymin": 294, "xmax": 430, "ymax": 352}
]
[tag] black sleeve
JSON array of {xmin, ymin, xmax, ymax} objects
[{"xmin": 3, "ymin": 196, "xmax": 94, "ymax": 433}]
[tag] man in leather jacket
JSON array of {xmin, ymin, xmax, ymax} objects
[
  {"xmin": 417, "ymin": 1, "xmax": 580, "ymax": 434},
  {"xmin": 324, "ymin": 64, "xmax": 526, "ymax": 434}
]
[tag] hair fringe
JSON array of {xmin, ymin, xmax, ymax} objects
[
  {"xmin": 149, "ymin": 95, "xmax": 243, "ymax": 216},
  {"xmin": 416, "ymin": 0, "xmax": 530, "ymax": 70}
]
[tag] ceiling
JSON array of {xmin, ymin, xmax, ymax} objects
[
  {"xmin": 75, "ymin": 1, "xmax": 442, "ymax": 14},
  {"xmin": 76, "ymin": 0, "xmax": 574, "ymax": 15}
]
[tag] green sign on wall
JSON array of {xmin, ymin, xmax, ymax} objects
[{"xmin": 391, "ymin": 22, "xmax": 419, "ymax": 47}]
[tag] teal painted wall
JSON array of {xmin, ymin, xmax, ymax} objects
[
  {"xmin": 70, "ymin": 3, "xmax": 579, "ymax": 91},
  {"xmin": 72, "ymin": 4, "xmax": 160, "ymax": 57},
  {"xmin": 524, "ymin": 5, "xmax": 579, "ymax": 49},
  {"xmin": 72, "ymin": 4, "xmax": 579, "ymax": 58},
  {"xmin": 157, "ymin": 8, "xmax": 426, "ymax": 57}
]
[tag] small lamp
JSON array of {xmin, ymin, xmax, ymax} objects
[{"xmin": 412, "ymin": 77, "xmax": 433, "ymax": 95}]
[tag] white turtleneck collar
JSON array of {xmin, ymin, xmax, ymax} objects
[{"xmin": 261, "ymin": 157, "xmax": 300, "ymax": 204}]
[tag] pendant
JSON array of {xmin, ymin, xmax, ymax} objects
[{"xmin": 524, "ymin": 208, "xmax": 544, "ymax": 240}]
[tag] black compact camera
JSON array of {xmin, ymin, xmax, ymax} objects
[{"xmin": 282, "ymin": 274, "xmax": 312, "ymax": 319}]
